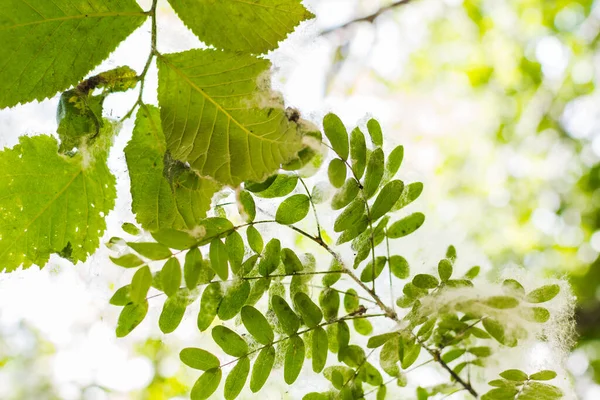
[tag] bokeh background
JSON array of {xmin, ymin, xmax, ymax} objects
[{"xmin": 1, "ymin": 0, "xmax": 600, "ymax": 398}]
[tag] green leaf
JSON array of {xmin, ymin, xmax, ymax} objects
[
  {"xmin": 126, "ymin": 105, "xmax": 218, "ymax": 231},
  {"xmin": 241, "ymin": 306, "xmax": 274, "ymax": 345},
  {"xmin": 130, "ymin": 266, "xmax": 152, "ymax": 303},
  {"xmin": 157, "ymin": 50, "xmax": 304, "ymax": 186},
  {"xmin": 503, "ymin": 279, "xmax": 526, "ymax": 296},
  {"xmin": 319, "ymin": 288, "xmax": 340, "ymax": 321},
  {"xmin": 246, "ymin": 277, "xmax": 270, "ymax": 306},
  {"xmin": 312, "ymin": 326, "xmax": 328, "ymax": 373},
  {"xmin": 401, "ymin": 341, "xmax": 421, "ymax": 369},
  {"xmin": 465, "ymin": 266, "xmax": 480, "ymax": 279},
  {"xmin": 110, "ymin": 254, "xmax": 144, "ymax": 268},
  {"xmin": 334, "ymin": 198, "xmax": 365, "ymax": 232},
  {"xmin": 166, "ymin": 0, "xmax": 313, "ymax": 54},
  {"xmin": 224, "ymin": 356, "xmax": 250, "ymax": 400},
  {"xmin": 159, "ymin": 294, "xmax": 187, "ymax": 333},
  {"xmin": 210, "ymin": 239, "xmax": 229, "ymax": 280},
  {"xmin": 281, "ymin": 248, "xmax": 304, "ymax": 274},
  {"xmin": 370, "ymin": 180, "xmax": 404, "ymax": 221},
  {"xmin": 191, "ymin": 368, "xmax": 222, "ymax": 400},
  {"xmin": 331, "ymin": 178, "xmax": 361, "ymax": 210},
  {"xmin": 258, "ymin": 239, "xmax": 281, "ymax": 276},
  {"xmin": 161, "ymin": 258, "xmax": 182, "ymax": 297},
  {"xmin": 379, "ymin": 336, "xmax": 400, "ymax": 376},
  {"xmin": 441, "ymin": 349, "xmax": 466, "ymax": 363},
  {"xmin": 180, "ymin": 348, "xmax": 220, "ymax": 371},
  {"xmin": 276, "ymin": 194, "xmax": 310, "ymax": 225},
  {"xmin": 121, "ymin": 223, "xmax": 140, "ymax": 236},
  {"xmin": 340, "ymin": 345, "xmax": 366, "ymax": 368},
  {"xmin": 110, "ymin": 285, "xmax": 131, "ymax": 306},
  {"xmin": 0, "ymin": 0, "xmax": 145, "ymax": 107},
  {"xmin": 328, "ymin": 159, "xmax": 347, "ymax": 188},
  {"xmin": 387, "ymin": 145, "xmax": 404, "ymax": 177},
  {"xmin": 392, "ymin": 182, "xmax": 423, "ymax": 211},
  {"xmin": 225, "ymin": 231, "xmax": 245, "ymax": 274},
  {"xmin": 367, "ymin": 119, "xmax": 383, "ymax": 147},
  {"xmin": 218, "ymin": 280, "xmax": 251, "ymax": 320},
  {"xmin": 519, "ymin": 382, "xmax": 562, "ymax": 399},
  {"xmin": 250, "ymin": 346, "xmax": 275, "ymax": 393},
  {"xmin": 116, "ymin": 301, "xmax": 148, "ymax": 337},
  {"xmin": 323, "ymin": 259, "xmax": 343, "ymax": 287},
  {"xmin": 367, "ymin": 332, "xmax": 397, "ymax": 349},
  {"xmin": 484, "ymin": 296, "xmax": 519, "ymax": 309},
  {"xmin": 323, "ymin": 113, "xmax": 349, "ymax": 160},
  {"xmin": 184, "ymin": 247, "xmax": 212, "ymax": 289},
  {"xmin": 353, "ymin": 318, "xmax": 373, "ymax": 335},
  {"xmin": 389, "ymin": 255, "xmax": 410, "ymax": 279},
  {"xmin": 350, "ymin": 127, "xmax": 367, "ymax": 179},
  {"xmin": 0, "ymin": 131, "xmax": 116, "ymax": 271},
  {"xmin": 293, "ymin": 292, "xmax": 323, "ymax": 328},
  {"xmin": 212, "ymin": 326, "xmax": 248, "ymax": 357},
  {"xmin": 241, "ymin": 254, "xmax": 259, "ymax": 276},
  {"xmin": 248, "ymin": 174, "xmax": 299, "ymax": 198},
  {"xmin": 151, "ymin": 229, "xmax": 197, "ymax": 250},
  {"xmin": 481, "ymin": 387, "xmax": 519, "ymax": 400},
  {"xmin": 376, "ymin": 385, "xmax": 387, "ymax": 400},
  {"xmin": 246, "ymin": 226, "xmax": 264, "ymax": 254},
  {"xmin": 387, "ymin": 213, "xmax": 425, "ymax": 238},
  {"xmin": 482, "ymin": 318, "xmax": 517, "ymax": 347},
  {"xmin": 438, "ymin": 259, "xmax": 453, "ymax": 282},
  {"xmin": 360, "ymin": 256, "xmax": 387, "ymax": 282},
  {"xmin": 529, "ymin": 370, "xmax": 557, "ymax": 381},
  {"xmin": 363, "ymin": 148, "xmax": 385, "ymax": 199},
  {"xmin": 284, "ymin": 335, "xmax": 305, "ymax": 384},
  {"xmin": 500, "ymin": 369, "xmax": 528, "ymax": 382},
  {"xmin": 198, "ymin": 282, "xmax": 223, "ymax": 331},
  {"xmin": 468, "ymin": 347, "xmax": 492, "ymax": 357},
  {"xmin": 238, "ymin": 190, "xmax": 256, "ymax": 222},
  {"xmin": 343, "ymin": 289, "xmax": 359, "ymax": 312},
  {"xmin": 519, "ymin": 307, "xmax": 550, "ymax": 323},
  {"xmin": 128, "ymin": 242, "xmax": 172, "ymax": 261},
  {"xmin": 525, "ymin": 284, "xmax": 560, "ymax": 303},
  {"xmin": 271, "ymin": 295, "xmax": 300, "ymax": 335},
  {"xmin": 412, "ymin": 274, "xmax": 439, "ymax": 289}
]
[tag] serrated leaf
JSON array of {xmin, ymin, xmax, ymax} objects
[
  {"xmin": 412, "ymin": 274, "xmax": 439, "ymax": 289},
  {"xmin": 0, "ymin": 131, "xmax": 116, "ymax": 271},
  {"xmin": 212, "ymin": 325, "xmax": 248, "ymax": 357},
  {"xmin": 130, "ymin": 266, "xmax": 152, "ymax": 303},
  {"xmin": 331, "ymin": 178, "xmax": 360, "ymax": 210},
  {"xmin": 350, "ymin": 127, "xmax": 367, "ymax": 178},
  {"xmin": 312, "ymin": 326, "xmax": 328, "ymax": 373},
  {"xmin": 529, "ymin": 370, "xmax": 557, "ymax": 381},
  {"xmin": 392, "ymin": 182, "xmax": 423, "ymax": 211},
  {"xmin": 157, "ymin": 50, "xmax": 304, "ymax": 186},
  {"xmin": 126, "ymin": 105, "xmax": 218, "ymax": 231},
  {"xmin": 387, "ymin": 213, "xmax": 425, "ymax": 239},
  {"xmin": 370, "ymin": 180, "xmax": 404, "ymax": 221},
  {"xmin": 293, "ymin": 292, "xmax": 323, "ymax": 328},
  {"xmin": 241, "ymin": 306, "xmax": 274, "ymax": 345},
  {"xmin": 250, "ymin": 345, "xmax": 275, "ymax": 392},
  {"xmin": 166, "ymin": 0, "xmax": 313, "ymax": 54},
  {"xmin": 360, "ymin": 256, "xmax": 387, "ymax": 282},
  {"xmin": 323, "ymin": 113, "xmax": 349, "ymax": 160},
  {"xmin": 284, "ymin": 335, "xmax": 305, "ymax": 384},
  {"xmin": 161, "ymin": 258, "xmax": 182, "ymax": 297},
  {"xmin": 191, "ymin": 368, "xmax": 222, "ymax": 400},
  {"xmin": 246, "ymin": 225, "xmax": 264, "ymax": 254},
  {"xmin": 110, "ymin": 254, "xmax": 144, "ymax": 268},
  {"xmin": 159, "ymin": 294, "xmax": 187, "ymax": 333},
  {"xmin": 198, "ymin": 282, "xmax": 223, "ymax": 331},
  {"xmin": 224, "ymin": 357, "xmax": 250, "ymax": 400},
  {"xmin": 210, "ymin": 239, "xmax": 229, "ymax": 280},
  {"xmin": 0, "ymin": 0, "xmax": 145, "ymax": 108},
  {"xmin": 328, "ymin": 158, "xmax": 347, "ymax": 188},
  {"xmin": 319, "ymin": 288, "xmax": 340, "ymax": 322},
  {"xmin": 272, "ymin": 295, "xmax": 300, "ymax": 335},
  {"xmin": 258, "ymin": 238, "xmax": 281, "ymax": 276},
  {"xmin": 367, "ymin": 119, "xmax": 383, "ymax": 147},
  {"xmin": 389, "ymin": 255, "xmax": 410, "ymax": 279},
  {"xmin": 334, "ymin": 198, "xmax": 365, "ymax": 232},
  {"xmin": 526, "ymin": 284, "xmax": 560, "ymax": 303},
  {"xmin": 363, "ymin": 148, "xmax": 385, "ymax": 199},
  {"xmin": 116, "ymin": 300, "xmax": 148, "ymax": 337},
  {"xmin": 276, "ymin": 194, "xmax": 310, "ymax": 225},
  {"xmin": 438, "ymin": 259, "xmax": 453, "ymax": 282},
  {"xmin": 180, "ymin": 348, "xmax": 220, "ymax": 370}
]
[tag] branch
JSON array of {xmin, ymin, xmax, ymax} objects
[{"xmin": 320, "ymin": 0, "xmax": 415, "ymax": 36}]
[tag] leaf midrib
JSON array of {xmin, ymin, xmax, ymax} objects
[{"xmin": 0, "ymin": 11, "xmax": 147, "ymax": 31}]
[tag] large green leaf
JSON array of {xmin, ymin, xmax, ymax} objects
[
  {"xmin": 167, "ymin": 0, "xmax": 314, "ymax": 54},
  {"xmin": 0, "ymin": 128, "xmax": 116, "ymax": 271},
  {"xmin": 0, "ymin": 0, "xmax": 146, "ymax": 107},
  {"xmin": 157, "ymin": 49, "xmax": 305, "ymax": 186},
  {"xmin": 125, "ymin": 105, "xmax": 219, "ymax": 231}
]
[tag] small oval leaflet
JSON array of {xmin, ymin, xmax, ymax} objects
[
  {"xmin": 250, "ymin": 346, "xmax": 275, "ymax": 392},
  {"xmin": 209, "ymin": 238, "xmax": 229, "ymax": 280},
  {"xmin": 328, "ymin": 158, "xmax": 347, "ymax": 188},
  {"xmin": 212, "ymin": 325, "xmax": 248, "ymax": 357},
  {"xmin": 130, "ymin": 265, "xmax": 152, "ymax": 303},
  {"xmin": 331, "ymin": 178, "xmax": 360, "ymax": 210},
  {"xmin": 367, "ymin": 119, "xmax": 383, "ymax": 147},
  {"xmin": 246, "ymin": 225, "xmax": 264, "ymax": 253},
  {"xmin": 241, "ymin": 305, "xmax": 274, "ymax": 345},
  {"xmin": 218, "ymin": 280, "xmax": 250, "ymax": 320},
  {"xmin": 197, "ymin": 282, "xmax": 223, "ymax": 331},
  {"xmin": 370, "ymin": 179, "xmax": 404, "ymax": 221},
  {"xmin": 312, "ymin": 326, "xmax": 328, "ymax": 373},
  {"xmin": 284, "ymin": 335, "xmax": 305, "ymax": 385},
  {"xmin": 389, "ymin": 255, "xmax": 410, "ymax": 279},
  {"xmin": 412, "ymin": 274, "xmax": 439, "ymax": 289},
  {"xmin": 323, "ymin": 113, "xmax": 349, "ymax": 160},
  {"xmin": 224, "ymin": 356, "xmax": 250, "ymax": 400},
  {"xmin": 350, "ymin": 127, "xmax": 367, "ymax": 178},
  {"xmin": 363, "ymin": 147, "xmax": 385, "ymax": 199},
  {"xmin": 276, "ymin": 194, "xmax": 310, "ymax": 225},
  {"xmin": 161, "ymin": 257, "xmax": 182, "ymax": 297},
  {"xmin": 116, "ymin": 301, "xmax": 148, "ymax": 337},
  {"xmin": 110, "ymin": 253, "xmax": 144, "ymax": 268},
  {"xmin": 334, "ymin": 198, "xmax": 365, "ymax": 232},
  {"xmin": 525, "ymin": 284, "xmax": 560, "ymax": 303},
  {"xmin": 127, "ymin": 241, "xmax": 172, "ymax": 260},
  {"xmin": 191, "ymin": 368, "xmax": 222, "ymax": 400},
  {"xmin": 293, "ymin": 292, "xmax": 323, "ymax": 328},
  {"xmin": 271, "ymin": 295, "xmax": 300, "ymax": 335},
  {"xmin": 180, "ymin": 347, "xmax": 220, "ymax": 370},
  {"xmin": 387, "ymin": 212, "xmax": 425, "ymax": 239}
]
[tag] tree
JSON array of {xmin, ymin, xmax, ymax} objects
[{"xmin": 0, "ymin": 0, "xmax": 573, "ymax": 399}]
